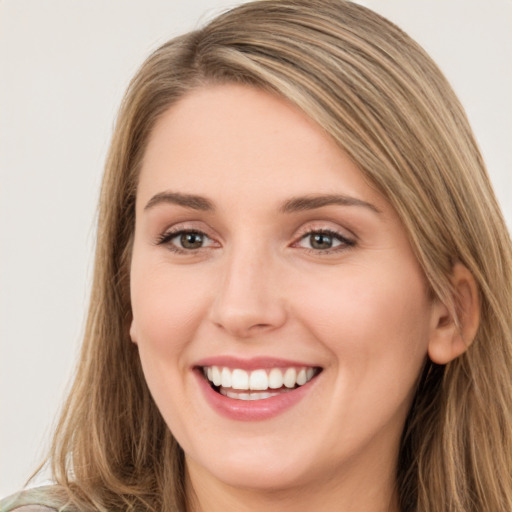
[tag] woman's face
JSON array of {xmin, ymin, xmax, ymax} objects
[{"xmin": 130, "ymin": 84, "xmax": 437, "ymax": 494}]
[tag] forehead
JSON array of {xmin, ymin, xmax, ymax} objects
[{"xmin": 137, "ymin": 83, "xmax": 385, "ymax": 212}]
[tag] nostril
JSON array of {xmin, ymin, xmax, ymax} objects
[
  {"xmin": 208, "ymin": 271, "xmax": 288, "ymax": 338},
  {"xmin": 211, "ymin": 316, "xmax": 282, "ymax": 339}
]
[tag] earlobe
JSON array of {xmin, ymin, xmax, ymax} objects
[
  {"xmin": 428, "ymin": 263, "xmax": 480, "ymax": 365},
  {"xmin": 129, "ymin": 318, "xmax": 138, "ymax": 345}
]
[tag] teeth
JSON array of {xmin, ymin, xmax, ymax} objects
[
  {"xmin": 220, "ymin": 389, "xmax": 289, "ymax": 400},
  {"xmin": 249, "ymin": 369, "xmax": 268, "ymax": 390},
  {"xmin": 231, "ymin": 369, "xmax": 249, "ymax": 390},
  {"xmin": 203, "ymin": 365, "xmax": 318, "ymax": 391},
  {"xmin": 221, "ymin": 367, "xmax": 232, "ymax": 388},
  {"xmin": 283, "ymin": 368, "xmax": 297, "ymax": 388},
  {"xmin": 268, "ymin": 368, "xmax": 283, "ymax": 389},
  {"xmin": 212, "ymin": 366, "xmax": 222, "ymax": 386},
  {"xmin": 297, "ymin": 368, "xmax": 307, "ymax": 386}
]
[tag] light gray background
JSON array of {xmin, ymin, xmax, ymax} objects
[{"xmin": 1, "ymin": 0, "xmax": 511, "ymax": 498}]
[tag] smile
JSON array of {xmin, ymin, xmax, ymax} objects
[{"xmin": 201, "ymin": 366, "xmax": 321, "ymax": 401}]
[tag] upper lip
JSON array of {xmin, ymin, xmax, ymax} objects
[{"xmin": 193, "ymin": 356, "xmax": 321, "ymax": 371}]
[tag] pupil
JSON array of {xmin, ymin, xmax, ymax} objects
[
  {"xmin": 181, "ymin": 232, "xmax": 203, "ymax": 249},
  {"xmin": 311, "ymin": 233, "xmax": 332, "ymax": 249}
]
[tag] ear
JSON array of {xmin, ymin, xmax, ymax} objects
[
  {"xmin": 428, "ymin": 263, "xmax": 480, "ymax": 365},
  {"xmin": 129, "ymin": 317, "xmax": 138, "ymax": 345}
]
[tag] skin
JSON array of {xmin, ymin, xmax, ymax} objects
[{"xmin": 129, "ymin": 84, "xmax": 470, "ymax": 512}]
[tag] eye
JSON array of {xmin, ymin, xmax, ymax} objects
[
  {"xmin": 157, "ymin": 229, "xmax": 217, "ymax": 252},
  {"xmin": 296, "ymin": 230, "xmax": 355, "ymax": 252},
  {"xmin": 176, "ymin": 231, "xmax": 207, "ymax": 249}
]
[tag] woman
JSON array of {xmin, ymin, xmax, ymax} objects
[{"xmin": 2, "ymin": 0, "xmax": 511, "ymax": 511}]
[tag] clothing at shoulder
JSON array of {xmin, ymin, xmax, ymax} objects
[{"xmin": 0, "ymin": 487, "xmax": 71, "ymax": 512}]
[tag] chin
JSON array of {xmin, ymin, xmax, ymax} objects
[{"xmin": 186, "ymin": 441, "xmax": 320, "ymax": 492}]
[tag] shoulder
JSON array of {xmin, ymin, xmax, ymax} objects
[{"xmin": 0, "ymin": 487, "xmax": 72, "ymax": 512}]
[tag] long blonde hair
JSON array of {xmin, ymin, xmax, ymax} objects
[{"xmin": 44, "ymin": 1, "xmax": 512, "ymax": 510}]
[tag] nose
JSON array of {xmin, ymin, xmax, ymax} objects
[{"xmin": 209, "ymin": 246, "xmax": 287, "ymax": 339}]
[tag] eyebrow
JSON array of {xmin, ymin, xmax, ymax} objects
[
  {"xmin": 144, "ymin": 191, "xmax": 215, "ymax": 211},
  {"xmin": 280, "ymin": 194, "xmax": 381, "ymax": 214},
  {"xmin": 144, "ymin": 191, "xmax": 381, "ymax": 215}
]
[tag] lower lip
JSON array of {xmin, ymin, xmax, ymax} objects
[{"xmin": 194, "ymin": 370, "xmax": 318, "ymax": 421}]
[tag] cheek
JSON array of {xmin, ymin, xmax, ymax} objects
[
  {"xmin": 129, "ymin": 260, "xmax": 216, "ymax": 420},
  {"xmin": 294, "ymin": 261, "xmax": 431, "ymax": 393},
  {"xmin": 129, "ymin": 262, "xmax": 213, "ymax": 434},
  {"xmin": 131, "ymin": 262, "xmax": 210, "ymax": 352}
]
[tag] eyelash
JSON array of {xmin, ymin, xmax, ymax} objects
[
  {"xmin": 156, "ymin": 227, "xmax": 356, "ymax": 255},
  {"xmin": 156, "ymin": 229, "xmax": 216, "ymax": 253},
  {"xmin": 294, "ymin": 229, "xmax": 356, "ymax": 254}
]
